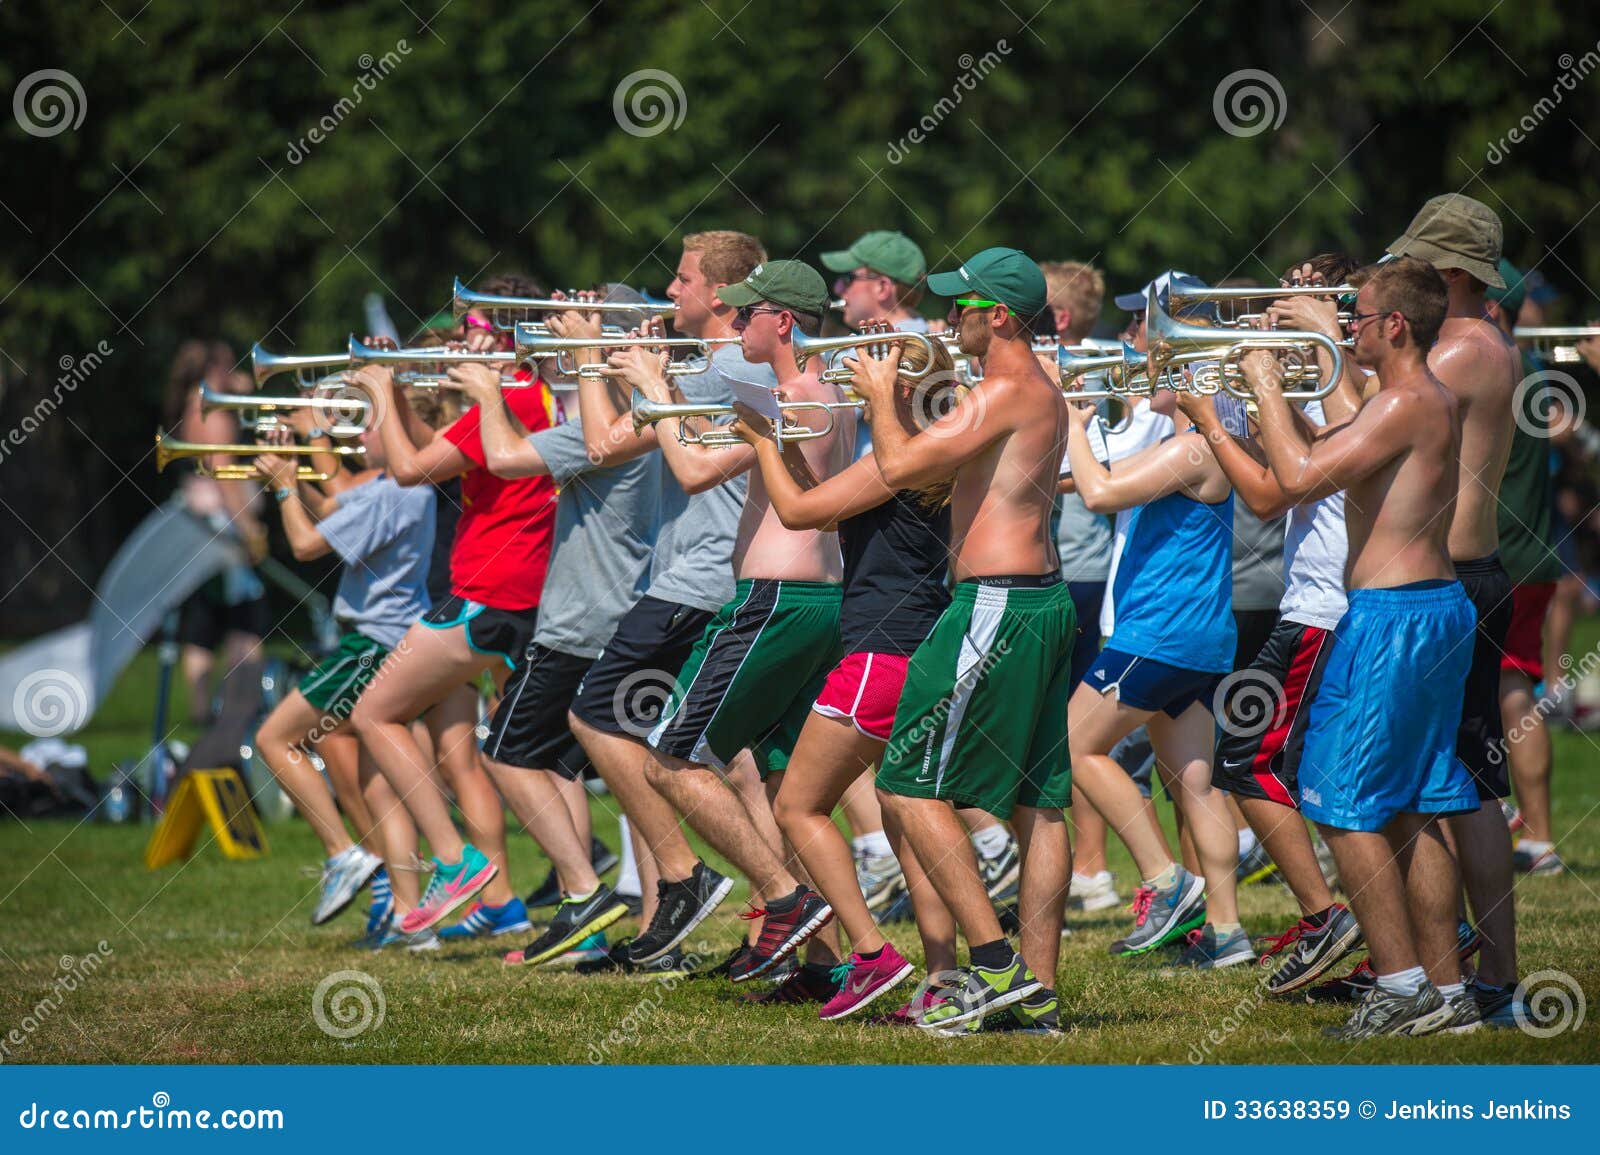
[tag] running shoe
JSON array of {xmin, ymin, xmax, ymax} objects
[
  {"xmin": 1323, "ymin": 984, "xmax": 1450, "ymax": 1040},
  {"xmin": 856, "ymin": 851, "xmax": 907, "ymax": 912},
  {"xmin": 936, "ymin": 987, "xmax": 1063, "ymax": 1036},
  {"xmin": 1305, "ymin": 958, "xmax": 1375, "ymax": 1004},
  {"xmin": 313, "ymin": 845, "xmax": 384, "ymax": 925},
  {"xmin": 876, "ymin": 886, "xmax": 915, "ymax": 924},
  {"xmin": 1457, "ymin": 918, "xmax": 1482, "ymax": 961},
  {"xmin": 590, "ymin": 836, "xmax": 619, "ymax": 876},
  {"xmin": 573, "ymin": 937, "xmax": 690, "ymax": 976},
  {"xmin": 728, "ymin": 887, "xmax": 834, "ymax": 982},
  {"xmin": 978, "ymin": 834, "xmax": 1021, "ymax": 900},
  {"xmin": 1236, "ymin": 842, "xmax": 1278, "ymax": 885},
  {"xmin": 1511, "ymin": 841, "xmax": 1565, "ymax": 875},
  {"xmin": 1260, "ymin": 905, "xmax": 1365, "ymax": 996},
  {"xmin": 819, "ymin": 944, "xmax": 915, "ymax": 1021},
  {"xmin": 399, "ymin": 845, "xmax": 497, "ymax": 934},
  {"xmin": 870, "ymin": 986, "xmax": 951, "ymax": 1027},
  {"xmin": 1441, "ymin": 988, "xmax": 1483, "ymax": 1034},
  {"xmin": 1500, "ymin": 800, "xmax": 1525, "ymax": 837},
  {"xmin": 1312, "ymin": 835, "xmax": 1341, "ymax": 891},
  {"xmin": 689, "ymin": 941, "xmax": 751, "ymax": 982},
  {"xmin": 739, "ymin": 962, "xmax": 841, "ymax": 1005},
  {"xmin": 618, "ymin": 890, "xmax": 644, "ymax": 917},
  {"xmin": 1470, "ymin": 980, "xmax": 1528, "ymax": 1029},
  {"xmin": 375, "ymin": 920, "xmax": 440, "ymax": 953},
  {"xmin": 503, "ymin": 885, "xmax": 629, "ymax": 967},
  {"xmin": 438, "ymin": 898, "xmax": 534, "ymax": 941},
  {"xmin": 523, "ymin": 837, "xmax": 619, "ymax": 910},
  {"xmin": 1068, "ymin": 870, "xmax": 1121, "ymax": 913},
  {"xmin": 626, "ymin": 862, "xmax": 733, "ymax": 964},
  {"xmin": 353, "ymin": 884, "xmax": 394, "ymax": 949},
  {"xmin": 1108, "ymin": 867, "xmax": 1206, "ymax": 956},
  {"xmin": 560, "ymin": 931, "xmax": 611, "ymax": 964},
  {"xmin": 1168, "ymin": 925, "xmax": 1255, "ymax": 970},
  {"xmin": 917, "ymin": 952, "xmax": 1041, "ymax": 1031}
]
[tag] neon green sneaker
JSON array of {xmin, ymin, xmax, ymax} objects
[{"xmin": 916, "ymin": 953, "xmax": 1041, "ymax": 1031}]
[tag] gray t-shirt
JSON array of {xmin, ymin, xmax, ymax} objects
[
  {"xmin": 1232, "ymin": 502, "xmax": 1287, "ymax": 613},
  {"xmin": 528, "ymin": 420, "xmax": 660, "ymax": 659},
  {"xmin": 646, "ymin": 344, "xmax": 776, "ymax": 612},
  {"xmin": 1056, "ymin": 491, "xmax": 1113, "ymax": 583},
  {"xmin": 318, "ymin": 475, "xmax": 436, "ymax": 648}
]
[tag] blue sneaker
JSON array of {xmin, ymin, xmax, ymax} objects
[
  {"xmin": 353, "ymin": 889, "xmax": 394, "ymax": 949},
  {"xmin": 560, "ymin": 931, "xmax": 610, "ymax": 964},
  {"xmin": 439, "ymin": 898, "xmax": 534, "ymax": 940}
]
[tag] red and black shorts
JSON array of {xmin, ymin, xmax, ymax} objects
[{"xmin": 1213, "ymin": 618, "xmax": 1333, "ymax": 809}]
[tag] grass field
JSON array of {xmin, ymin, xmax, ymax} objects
[{"xmin": 3, "ymin": 647, "xmax": 1598, "ymax": 1065}]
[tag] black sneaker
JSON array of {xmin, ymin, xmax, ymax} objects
[
  {"xmin": 524, "ymin": 867, "xmax": 561, "ymax": 910},
  {"xmin": 1261, "ymin": 904, "xmax": 1365, "ymax": 996},
  {"xmin": 978, "ymin": 835, "xmax": 1021, "ymax": 900},
  {"xmin": 575, "ymin": 937, "xmax": 689, "ymax": 976},
  {"xmin": 504, "ymin": 885, "xmax": 629, "ymax": 967},
  {"xmin": 738, "ymin": 961, "xmax": 841, "ymax": 1005},
  {"xmin": 877, "ymin": 886, "xmax": 914, "ymax": 924},
  {"xmin": 618, "ymin": 891, "xmax": 643, "ymax": 918},
  {"xmin": 1323, "ymin": 984, "xmax": 1451, "ymax": 1040},
  {"xmin": 690, "ymin": 941, "xmax": 752, "ymax": 981},
  {"xmin": 1305, "ymin": 958, "xmax": 1375, "ymax": 1004},
  {"xmin": 591, "ymin": 836, "xmax": 619, "ymax": 876},
  {"xmin": 626, "ymin": 863, "xmax": 733, "ymax": 964}
]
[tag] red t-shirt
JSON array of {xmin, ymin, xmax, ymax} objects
[{"xmin": 440, "ymin": 372, "xmax": 558, "ymax": 611}]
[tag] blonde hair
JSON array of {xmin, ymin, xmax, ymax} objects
[
  {"xmin": 886, "ymin": 335, "xmax": 957, "ymax": 510},
  {"xmin": 682, "ymin": 230, "xmax": 766, "ymax": 285},
  {"xmin": 1040, "ymin": 260, "xmax": 1106, "ymax": 340}
]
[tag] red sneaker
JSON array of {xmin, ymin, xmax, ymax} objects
[{"xmin": 728, "ymin": 887, "xmax": 833, "ymax": 982}]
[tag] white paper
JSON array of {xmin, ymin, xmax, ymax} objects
[{"xmin": 731, "ymin": 377, "xmax": 781, "ymax": 421}]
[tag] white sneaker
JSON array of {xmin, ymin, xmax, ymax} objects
[
  {"xmin": 313, "ymin": 846, "xmax": 384, "ymax": 926},
  {"xmin": 1069, "ymin": 870, "xmax": 1120, "ymax": 912}
]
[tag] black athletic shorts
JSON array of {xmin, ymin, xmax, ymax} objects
[
  {"xmin": 482, "ymin": 643, "xmax": 593, "ymax": 779},
  {"xmin": 1232, "ymin": 608, "xmax": 1280, "ymax": 671},
  {"xmin": 1454, "ymin": 553, "xmax": 1514, "ymax": 800},
  {"xmin": 1214, "ymin": 618, "xmax": 1334, "ymax": 808},
  {"xmin": 177, "ymin": 582, "xmax": 272, "ymax": 649},
  {"xmin": 568, "ymin": 596, "xmax": 714, "ymax": 739},
  {"xmin": 422, "ymin": 594, "xmax": 539, "ymax": 671}
]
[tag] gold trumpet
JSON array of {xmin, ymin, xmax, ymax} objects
[
  {"xmin": 629, "ymin": 388, "xmax": 859, "ymax": 448},
  {"xmin": 1515, "ymin": 326, "xmax": 1599, "ymax": 364},
  {"xmin": 199, "ymin": 383, "xmax": 370, "ymax": 438},
  {"xmin": 154, "ymin": 431, "xmax": 365, "ymax": 481},
  {"xmin": 452, "ymin": 278, "xmax": 674, "ymax": 333},
  {"xmin": 1146, "ymin": 285, "xmax": 1344, "ymax": 400}
]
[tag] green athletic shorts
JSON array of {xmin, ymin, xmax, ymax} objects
[
  {"xmin": 877, "ymin": 577, "xmax": 1076, "ymax": 818},
  {"xmin": 297, "ymin": 631, "xmax": 389, "ymax": 721},
  {"xmin": 648, "ymin": 579, "xmax": 842, "ymax": 776}
]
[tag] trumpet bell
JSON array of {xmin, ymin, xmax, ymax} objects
[{"xmin": 789, "ymin": 329, "xmax": 938, "ymax": 380}]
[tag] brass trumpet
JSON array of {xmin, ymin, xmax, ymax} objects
[
  {"xmin": 1146, "ymin": 285, "xmax": 1344, "ymax": 401},
  {"xmin": 199, "ymin": 383, "xmax": 370, "ymax": 438},
  {"xmin": 1515, "ymin": 326, "xmax": 1599, "ymax": 364},
  {"xmin": 154, "ymin": 431, "xmax": 364, "ymax": 481},
  {"xmin": 453, "ymin": 278, "xmax": 674, "ymax": 332},
  {"xmin": 514, "ymin": 329, "xmax": 742, "ymax": 380},
  {"xmin": 629, "ymin": 388, "xmax": 859, "ymax": 448}
]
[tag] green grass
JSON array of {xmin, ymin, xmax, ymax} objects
[{"xmin": 3, "ymin": 647, "xmax": 1599, "ymax": 1064}]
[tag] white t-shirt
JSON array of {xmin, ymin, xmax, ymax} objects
[{"xmin": 1280, "ymin": 398, "xmax": 1348, "ymax": 630}]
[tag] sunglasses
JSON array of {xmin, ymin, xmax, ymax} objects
[
  {"xmin": 735, "ymin": 304, "xmax": 785, "ymax": 324},
  {"xmin": 953, "ymin": 297, "xmax": 999, "ymax": 312}
]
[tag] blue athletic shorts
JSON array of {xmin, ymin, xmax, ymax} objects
[
  {"xmin": 1081, "ymin": 647, "xmax": 1222, "ymax": 719},
  {"xmin": 1298, "ymin": 581, "xmax": 1479, "ymax": 832}
]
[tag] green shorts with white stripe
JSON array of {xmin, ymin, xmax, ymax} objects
[
  {"xmin": 877, "ymin": 577, "xmax": 1076, "ymax": 819},
  {"xmin": 297, "ymin": 631, "xmax": 389, "ymax": 721}
]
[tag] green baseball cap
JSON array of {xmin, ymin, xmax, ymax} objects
[
  {"xmin": 819, "ymin": 230, "xmax": 927, "ymax": 285},
  {"xmin": 1387, "ymin": 193, "xmax": 1506, "ymax": 288},
  {"xmin": 926, "ymin": 247, "xmax": 1048, "ymax": 320},
  {"xmin": 1486, "ymin": 258, "xmax": 1526, "ymax": 313},
  {"xmin": 716, "ymin": 259, "xmax": 829, "ymax": 316}
]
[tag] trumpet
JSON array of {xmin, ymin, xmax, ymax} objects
[
  {"xmin": 252, "ymin": 343, "xmax": 350, "ymax": 388},
  {"xmin": 514, "ymin": 329, "xmax": 741, "ymax": 380},
  {"xmin": 199, "ymin": 383, "xmax": 370, "ymax": 438},
  {"xmin": 629, "ymin": 388, "xmax": 859, "ymax": 448},
  {"xmin": 1515, "ymin": 326, "xmax": 1599, "ymax": 364},
  {"xmin": 1146, "ymin": 285, "xmax": 1344, "ymax": 401},
  {"xmin": 453, "ymin": 278, "xmax": 674, "ymax": 332},
  {"xmin": 154, "ymin": 431, "xmax": 364, "ymax": 482},
  {"xmin": 791, "ymin": 329, "xmax": 940, "ymax": 384},
  {"xmin": 1167, "ymin": 284, "xmax": 1356, "ymax": 329}
]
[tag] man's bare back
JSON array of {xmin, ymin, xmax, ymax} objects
[{"xmin": 1429, "ymin": 314, "xmax": 1519, "ymax": 560}]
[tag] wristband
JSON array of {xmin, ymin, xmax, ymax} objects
[{"xmin": 273, "ymin": 487, "xmax": 295, "ymax": 504}]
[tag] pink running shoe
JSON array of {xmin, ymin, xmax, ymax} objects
[
  {"xmin": 400, "ymin": 845, "xmax": 497, "ymax": 933},
  {"xmin": 867, "ymin": 983, "xmax": 949, "ymax": 1026},
  {"xmin": 820, "ymin": 944, "xmax": 915, "ymax": 1021}
]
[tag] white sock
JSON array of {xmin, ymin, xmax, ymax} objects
[
  {"xmin": 971, "ymin": 824, "xmax": 1011, "ymax": 860},
  {"xmin": 1518, "ymin": 838, "xmax": 1553, "ymax": 854},
  {"xmin": 1375, "ymin": 965, "xmax": 1428, "ymax": 996},
  {"xmin": 567, "ymin": 888, "xmax": 595, "ymax": 903},
  {"xmin": 1438, "ymin": 982, "xmax": 1465, "ymax": 1000},
  {"xmin": 616, "ymin": 816, "xmax": 641, "ymax": 898},
  {"xmin": 852, "ymin": 830, "xmax": 893, "ymax": 858},
  {"xmin": 1237, "ymin": 827, "xmax": 1259, "ymax": 856}
]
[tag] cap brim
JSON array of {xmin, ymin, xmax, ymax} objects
[
  {"xmin": 1113, "ymin": 291, "xmax": 1147, "ymax": 312},
  {"xmin": 716, "ymin": 282, "xmax": 763, "ymax": 307},
  {"xmin": 925, "ymin": 270, "xmax": 970, "ymax": 298},
  {"xmin": 1387, "ymin": 236, "xmax": 1506, "ymax": 288},
  {"xmin": 818, "ymin": 250, "xmax": 857, "ymax": 273}
]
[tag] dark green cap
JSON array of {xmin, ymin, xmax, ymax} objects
[
  {"xmin": 819, "ymin": 230, "xmax": 927, "ymax": 285},
  {"xmin": 1485, "ymin": 258, "xmax": 1526, "ymax": 313},
  {"xmin": 926, "ymin": 247, "xmax": 1048, "ymax": 321},
  {"xmin": 716, "ymin": 259, "xmax": 828, "ymax": 317}
]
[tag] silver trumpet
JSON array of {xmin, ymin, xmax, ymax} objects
[
  {"xmin": 251, "ymin": 343, "xmax": 350, "ymax": 388},
  {"xmin": 199, "ymin": 382, "xmax": 370, "ymax": 438},
  {"xmin": 629, "ymin": 388, "xmax": 859, "ymax": 448},
  {"xmin": 514, "ymin": 328, "xmax": 741, "ymax": 380},
  {"xmin": 1146, "ymin": 284, "xmax": 1344, "ymax": 401},
  {"xmin": 790, "ymin": 329, "xmax": 939, "ymax": 384},
  {"xmin": 453, "ymin": 277, "xmax": 674, "ymax": 333},
  {"xmin": 1515, "ymin": 326, "xmax": 1600, "ymax": 364},
  {"xmin": 1167, "ymin": 283, "xmax": 1357, "ymax": 329}
]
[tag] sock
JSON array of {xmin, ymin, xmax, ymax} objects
[
  {"xmin": 616, "ymin": 816, "xmax": 641, "ymax": 897},
  {"xmin": 371, "ymin": 868, "xmax": 391, "ymax": 899},
  {"xmin": 1438, "ymin": 982, "xmax": 1465, "ymax": 1000},
  {"xmin": 852, "ymin": 830, "xmax": 893, "ymax": 858},
  {"xmin": 1303, "ymin": 904, "xmax": 1334, "ymax": 929},
  {"xmin": 1144, "ymin": 862, "xmax": 1179, "ymax": 891},
  {"xmin": 567, "ymin": 888, "xmax": 595, "ymax": 903},
  {"xmin": 803, "ymin": 961, "xmax": 837, "ymax": 980},
  {"xmin": 1237, "ymin": 828, "xmax": 1259, "ymax": 856},
  {"xmin": 764, "ymin": 885, "xmax": 806, "ymax": 913},
  {"xmin": 1518, "ymin": 838, "xmax": 1553, "ymax": 855},
  {"xmin": 971, "ymin": 824, "xmax": 1011, "ymax": 860},
  {"xmin": 1212, "ymin": 921, "xmax": 1243, "ymax": 938},
  {"xmin": 856, "ymin": 945, "xmax": 886, "ymax": 961},
  {"xmin": 969, "ymin": 938, "xmax": 1014, "ymax": 970},
  {"xmin": 1375, "ymin": 965, "xmax": 1428, "ymax": 997}
]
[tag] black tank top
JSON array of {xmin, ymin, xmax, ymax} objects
[
  {"xmin": 427, "ymin": 477, "xmax": 463, "ymax": 605},
  {"xmin": 838, "ymin": 489, "xmax": 952, "ymax": 655}
]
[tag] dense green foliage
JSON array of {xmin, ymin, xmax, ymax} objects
[{"xmin": 1, "ymin": 0, "xmax": 1595, "ymax": 627}]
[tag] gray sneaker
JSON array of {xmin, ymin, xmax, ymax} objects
[
  {"xmin": 1441, "ymin": 989, "xmax": 1483, "ymax": 1034},
  {"xmin": 977, "ymin": 835, "xmax": 1021, "ymax": 900},
  {"xmin": 313, "ymin": 846, "xmax": 384, "ymax": 926},
  {"xmin": 856, "ymin": 851, "xmax": 906, "ymax": 912},
  {"xmin": 1262, "ymin": 905, "xmax": 1365, "ymax": 996},
  {"xmin": 375, "ymin": 919, "xmax": 441, "ymax": 953},
  {"xmin": 1167, "ymin": 925, "xmax": 1254, "ymax": 971},
  {"xmin": 1323, "ymin": 983, "xmax": 1451, "ymax": 1040},
  {"xmin": 1109, "ymin": 868, "xmax": 1206, "ymax": 956}
]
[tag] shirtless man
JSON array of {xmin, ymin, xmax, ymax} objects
[
  {"xmin": 1385, "ymin": 195, "xmax": 1524, "ymax": 1026},
  {"xmin": 607, "ymin": 260, "xmax": 856, "ymax": 981},
  {"xmin": 864, "ymin": 247, "xmax": 1074, "ymax": 1032},
  {"xmin": 1249, "ymin": 256, "xmax": 1480, "ymax": 1039}
]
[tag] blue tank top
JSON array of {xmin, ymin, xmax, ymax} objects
[{"xmin": 1110, "ymin": 490, "xmax": 1237, "ymax": 672}]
